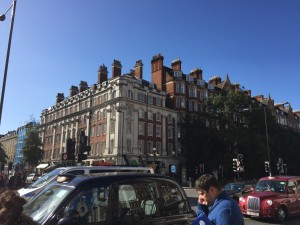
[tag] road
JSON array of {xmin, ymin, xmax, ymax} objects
[{"xmin": 183, "ymin": 187, "xmax": 300, "ymax": 225}]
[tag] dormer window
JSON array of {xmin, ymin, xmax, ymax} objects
[
  {"xmin": 186, "ymin": 75, "xmax": 194, "ymax": 82},
  {"xmin": 174, "ymin": 71, "xmax": 182, "ymax": 79},
  {"xmin": 208, "ymin": 83, "xmax": 215, "ymax": 90},
  {"xmin": 197, "ymin": 79, "xmax": 205, "ymax": 88}
]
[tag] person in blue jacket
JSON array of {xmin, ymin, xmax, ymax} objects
[{"xmin": 195, "ymin": 174, "xmax": 244, "ymax": 225}]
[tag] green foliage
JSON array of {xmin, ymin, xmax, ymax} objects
[
  {"xmin": 182, "ymin": 90, "xmax": 300, "ymax": 180},
  {"xmin": 22, "ymin": 128, "xmax": 43, "ymax": 167},
  {"xmin": 0, "ymin": 143, "xmax": 8, "ymax": 165}
]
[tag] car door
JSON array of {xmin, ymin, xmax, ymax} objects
[
  {"xmin": 286, "ymin": 180, "xmax": 298, "ymax": 215},
  {"xmin": 111, "ymin": 179, "xmax": 165, "ymax": 225}
]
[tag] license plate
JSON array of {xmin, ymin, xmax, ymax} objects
[{"xmin": 247, "ymin": 211, "xmax": 259, "ymax": 216}]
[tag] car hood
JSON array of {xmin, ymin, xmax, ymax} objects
[{"xmin": 248, "ymin": 191, "xmax": 280, "ymax": 199}]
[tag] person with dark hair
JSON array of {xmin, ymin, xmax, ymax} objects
[
  {"xmin": 0, "ymin": 189, "xmax": 38, "ymax": 225},
  {"xmin": 195, "ymin": 174, "xmax": 244, "ymax": 225}
]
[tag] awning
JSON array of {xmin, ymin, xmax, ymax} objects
[{"xmin": 36, "ymin": 163, "xmax": 49, "ymax": 169}]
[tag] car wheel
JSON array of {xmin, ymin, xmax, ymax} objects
[{"xmin": 277, "ymin": 206, "xmax": 287, "ymax": 222}]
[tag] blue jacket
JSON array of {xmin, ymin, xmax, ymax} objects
[{"xmin": 196, "ymin": 190, "xmax": 244, "ymax": 225}]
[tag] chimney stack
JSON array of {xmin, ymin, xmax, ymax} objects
[
  {"xmin": 56, "ymin": 93, "xmax": 64, "ymax": 104},
  {"xmin": 112, "ymin": 59, "xmax": 122, "ymax": 78},
  {"xmin": 98, "ymin": 64, "xmax": 108, "ymax": 83},
  {"xmin": 171, "ymin": 58, "xmax": 182, "ymax": 71},
  {"xmin": 190, "ymin": 68, "xmax": 203, "ymax": 80},
  {"xmin": 79, "ymin": 81, "xmax": 88, "ymax": 92},
  {"xmin": 134, "ymin": 60, "xmax": 143, "ymax": 79},
  {"xmin": 70, "ymin": 85, "xmax": 79, "ymax": 97}
]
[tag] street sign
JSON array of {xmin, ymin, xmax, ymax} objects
[{"xmin": 170, "ymin": 165, "xmax": 176, "ymax": 174}]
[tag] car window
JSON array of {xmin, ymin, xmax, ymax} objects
[
  {"xmin": 114, "ymin": 180, "xmax": 157, "ymax": 222},
  {"xmin": 30, "ymin": 168, "xmax": 65, "ymax": 188},
  {"xmin": 157, "ymin": 180, "xmax": 189, "ymax": 216},
  {"xmin": 287, "ymin": 180, "xmax": 297, "ymax": 192},
  {"xmin": 64, "ymin": 186, "xmax": 110, "ymax": 224},
  {"xmin": 65, "ymin": 170, "xmax": 85, "ymax": 175}
]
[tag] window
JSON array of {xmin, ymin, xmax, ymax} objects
[
  {"xmin": 112, "ymin": 90, "xmax": 116, "ymax": 99},
  {"xmin": 95, "ymin": 142, "xmax": 99, "ymax": 155},
  {"xmin": 156, "ymin": 98, "xmax": 161, "ymax": 106},
  {"xmin": 138, "ymin": 93, "xmax": 145, "ymax": 102},
  {"xmin": 127, "ymin": 121, "xmax": 132, "ymax": 134},
  {"xmin": 189, "ymin": 101, "xmax": 193, "ymax": 111},
  {"xmin": 126, "ymin": 140, "xmax": 131, "ymax": 153},
  {"xmin": 168, "ymin": 115, "xmax": 172, "ymax": 124},
  {"xmin": 103, "ymin": 109, "xmax": 107, "ymax": 118},
  {"xmin": 139, "ymin": 123, "xmax": 145, "ymax": 135},
  {"xmin": 167, "ymin": 143, "xmax": 173, "ymax": 155},
  {"xmin": 101, "ymin": 141, "xmax": 106, "ymax": 154},
  {"xmin": 116, "ymin": 182, "xmax": 157, "ymax": 221},
  {"xmin": 92, "ymin": 97, "xmax": 96, "ymax": 106},
  {"xmin": 96, "ymin": 125, "xmax": 101, "ymax": 136},
  {"xmin": 90, "ymin": 127, "xmax": 94, "ymax": 137},
  {"xmin": 97, "ymin": 111, "xmax": 101, "ymax": 120},
  {"xmin": 104, "ymin": 93, "xmax": 108, "ymax": 102},
  {"xmin": 98, "ymin": 95, "xmax": 101, "ymax": 104},
  {"xmin": 148, "ymin": 96, "xmax": 153, "ymax": 105},
  {"xmin": 110, "ymin": 121, "xmax": 115, "ymax": 134},
  {"xmin": 156, "ymin": 125, "xmax": 161, "ymax": 138},
  {"xmin": 102, "ymin": 123, "xmax": 107, "ymax": 135},
  {"xmin": 147, "ymin": 141, "xmax": 153, "ymax": 154},
  {"xmin": 148, "ymin": 112, "xmax": 153, "ymax": 121},
  {"xmin": 109, "ymin": 139, "xmax": 114, "ymax": 154},
  {"xmin": 156, "ymin": 112, "xmax": 161, "ymax": 122},
  {"xmin": 156, "ymin": 142, "xmax": 161, "ymax": 155},
  {"xmin": 127, "ymin": 90, "xmax": 133, "ymax": 99},
  {"xmin": 138, "ymin": 140, "xmax": 144, "ymax": 154},
  {"xmin": 148, "ymin": 124, "xmax": 153, "ymax": 137},
  {"xmin": 64, "ymin": 187, "xmax": 110, "ymax": 223},
  {"xmin": 176, "ymin": 98, "xmax": 180, "ymax": 108},
  {"xmin": 194, "ymin": 101, "xmax": 198, "ymax": 112},
  {"xmin": 168, "ymin": 127, "xmax": 173, "ymax": 139},
  {"xmin": 139, "ymin": 110, "xmax": 144, "ymax": 119}
]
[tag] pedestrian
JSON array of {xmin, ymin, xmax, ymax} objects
[
  {"xmin": 194, "ymin": 174, "xmax": 244, "ymax": 225},
  {"xmin": 0, "ymin": 189, "xmax": 38, "ymax": 225}
]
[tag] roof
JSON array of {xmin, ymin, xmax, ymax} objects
[
  {"xmin": 57, "ymin": 173, "xmax": 171, "ymax": 188},
  {"xmin": 259, "ymin": 176, "xmax": 299, "ymax": 181}
]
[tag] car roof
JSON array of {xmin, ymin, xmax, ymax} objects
[
  {"xmin": 56, "ymin": 173, "xmax": 173, "ymax": 188},
  {"xmin": 259, "ymin": 176, "xmax": 299, "ymax": 181},
  {"xmin": 55, "ymin": 165, "xmax": 153, "ymax": 171}
]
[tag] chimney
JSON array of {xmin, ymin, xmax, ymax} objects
[
  {"xmin": 151, "ymin": 54, "xmax": 165, "ymax": 91},
  {"xmin": 98, "ymin": 64, "xmax": 108, "ymax": 83},
  {"xmin": 190, "ymin": 68, "xmax": 203, "ymax": 80},
  {"xmin": 79, "ymin": 81, "xmax": 88, "ymax": 92},
  {"xmin": 112, "ymin": 59, "xmax": 122, "ymax": 78},
  {"xmin": 209, "ymin": 76, "xmax": 221, "ymax": 85},
  {"xmin": 171, "ymin": 58, "xmax": 182, "ymax": 71},
  {"xmin": 56, "ymin": 93, "xmax": 64, "ymax": 104},
  {"xmin": 70, "ymin": 85, "xmax": 79, "ymax": 97},
  {"xmin": 134, "ymin": 60, "xmax": 143, "ymax": 79}
]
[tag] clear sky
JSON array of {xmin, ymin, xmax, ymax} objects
[{"xmin": 0, "ymin": 0, "xmax": 299, "ymax": 134}]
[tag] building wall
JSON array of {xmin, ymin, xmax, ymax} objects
[{"xmin": 0, "ymin": 131, "xmax": 17, "ymax": 165}]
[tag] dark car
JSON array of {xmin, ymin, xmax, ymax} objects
[
  {"xmin": 224, "ymin": 182, "xmax": 254, "ymax": 202},
  {"xmin": 24, "ymin": 173, "xmax": 196, "ymax": 225}
]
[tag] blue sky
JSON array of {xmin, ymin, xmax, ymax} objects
[{"xmin": 0, "ymin": 0, "xmax": 299, "ymax": 134}]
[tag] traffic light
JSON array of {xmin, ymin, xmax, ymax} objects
[
  {"xmin": 237, "ymin": 154, "xmax": 244, "ymax": 172},
  {"xmin": 78, "ymin": 153, "xmax": 87, "ymax": 162},
  {"xmin": 265, "ymin": 161, "xmax": 270, "ymax": 173},
  {"xmin": 233, "ymin": 159, "xmax": 238, "ymax": 172},
  {"xmin": 65, "ymin": 138, "xmax": 75, "ymax": 161},
  {"xmin": 8, "ymin": 162, "xmax": 12, "ymax": 170}
]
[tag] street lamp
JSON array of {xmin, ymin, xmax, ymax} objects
[
  {"xmin": 244, "ymin": 106, "xmax": 272, "ymax": 176},
  {"xmin": 0, "ymin": 0, "xmax": 17, "ymax": 124},
  {"xmin": 150, "ymin": 147, "xmax": 159, "ymax": 172},
  {"xmin": 117, "ymin": 108, "xmax": 124, "ymax": 164}
]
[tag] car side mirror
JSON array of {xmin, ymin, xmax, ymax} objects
[{"xmin": 57, "ymin": 217, "xmax": 77, "ymax": 225}]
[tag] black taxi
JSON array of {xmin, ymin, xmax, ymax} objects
[{"xmin": 23, "ymin": 173, "xmax": 196, "ymax": 225}]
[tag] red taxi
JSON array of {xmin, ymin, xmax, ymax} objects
[{"xmin": 239, "ymin": 176, "xmax": 300, "ymax": 222}]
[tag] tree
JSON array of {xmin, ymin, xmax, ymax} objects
[
  {"xmin": 22, "ymin": 128, "xmax": 43, "ymax": 167},
  {"xmin": 0, "ymin": 143, "xmax": 8, "ymax": 165}
]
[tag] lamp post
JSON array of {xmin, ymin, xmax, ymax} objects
[
  {"xmin": 0, "ymin": 0, "xmax": 17, "ymax": 124},
  {"xmin": 117, "ymin": 109, "xmax": 124, "ymax": 164},
  {"xmin": 244, "ymin": 106, "xmax": 272, "ymax": 176},
  {"xmin": 150, "ymin": 147, "xmax": 159, "ymax": 173}
]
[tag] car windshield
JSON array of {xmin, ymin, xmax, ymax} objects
[
  {"xmin": 30, "ymin": 168, "xmax": 65, "ymax": 188},
  {"xmin": 23, "ymin": 184, "xmax": 72, "ymax": 224},
  {"xmin": 255, "ymin": 180, "xmax": 286, "ymax": 193},
  {"xmin": 224, "ymin": 183, "xmax": 244, "ymax": 191}
]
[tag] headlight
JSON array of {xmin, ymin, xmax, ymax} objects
[
  {"xmin": 266, "ymin": 200, "xmax": 273, "ymax": 206},
  {"xmin": 239, "ymin": 197, "xmax": 245, "ymax": 203}
]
